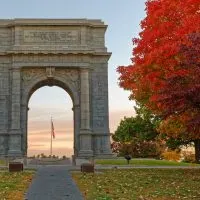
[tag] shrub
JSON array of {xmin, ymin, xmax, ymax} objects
[
  {"xmin": 111, "ymin": 142, "xmax": 122, "ymax": 154},
  {"xmin": 182, "ymin": 151, "xmax": 195, "ymax": 163},
  {"xmin": 62, "ymin": 155, "xmax": 67, "ymax": 159},
  {"xmin": 161, "ymin": 150, "xmax": 181, "ymax": 161},
  {"xmin": 111, "ymin": 138, "xmax": 165, "ymax": 158},
  {"xmin": 40, "ymin": 153, "xmax": 47, "ymax": 158}
]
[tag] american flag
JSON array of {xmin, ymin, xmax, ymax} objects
[{"xmin": 51, "ymin": 118, "xmax": 55, "ymax": 139}]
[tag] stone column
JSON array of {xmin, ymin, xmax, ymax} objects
[
  {"xmin": 78, "ymin": 68, "xmax": 93, "ymax": 157},
  {"xmin": 11, "ymin": 68, "xmax": 21, "ymax": 130},
  {"xmin": 21, "ymin": 104, "xmax": 28, "ymax": 156},
  {"xmin": 72, "ymin": 104, "xmax": 80, "ymax": 157},
  {"xmin": 8, "ymin": 68, "xmax": 22, "ymax": 157}
]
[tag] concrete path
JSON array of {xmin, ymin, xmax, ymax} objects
[
  {"xmin": 28, "ymin": 158, "xmax": 71, "ymax": 165},
  {"xmin": 25, "ymin": 166, "xmax": 84, "ymax": 200}
]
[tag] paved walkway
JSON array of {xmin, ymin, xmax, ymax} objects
[{"xmin": 25, "ymin": 166, "xmax": 84, "ymax": 200}]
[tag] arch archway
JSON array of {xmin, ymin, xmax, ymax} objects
[
  {"xmin": 0, "ymin": 19, "xmax": 113, "ymax": 160},
  {"xmin": 21, "ymin": 68, "xmax": 81, "ymax": 158},
  {"xmin": 27, "ymin": 86, "xmax": 74, "ymax": 158}
]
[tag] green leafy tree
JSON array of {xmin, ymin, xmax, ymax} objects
[
  {"xmin": 112, "ymin": 103, "xmax": 163, "ymax": 157},
  {"xmin": 113, "ymin": 103, "xmax": 159, "ymax": 143},
  {"xmin": 135, "ymin": 103, "xmax": 193, "ymax": 151},
  {"xmin": 112, "ymin": 103, "xmax": 191, "ymax": 157}
]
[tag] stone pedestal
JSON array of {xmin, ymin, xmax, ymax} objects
[
  {"xmin": 8, "ymin": 133, "xmax": 22, "ymax": 157},
  {"xmin": 75, "ymin": 158, "xmax": 91, "ymax": 166},
  {"xmin": 78, "ymin": 129, "xmax": 93, "ymax": 157}
]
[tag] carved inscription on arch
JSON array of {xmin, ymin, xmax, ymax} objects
[{"xmin": 23, "ymin": 30, "xmax": 80, "ymax": 44}]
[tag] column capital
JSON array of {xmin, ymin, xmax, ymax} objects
[
  {"xmin": 11, "ymin": 67, "xmax": 21, "ymax": 72},
  {"xmin": 80, "ymin": 68, "xmax": 89, "ymax": 73},
  {"xmin": 9, "ymin": 129, "xmax": 22, "ymax": 135},
  {"xmin": 72, "ymin": 104, "xmax": 80, "ymax": 111},
  {"xmin": 80, "ymin": 67, "xmax": 92, "ymax": 72},
  {"xmin": 79, "ymin": 129, "xmax": 92, "ymax": 135}
]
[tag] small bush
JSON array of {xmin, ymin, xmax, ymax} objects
[
  {"xmin": 40, "ymin": 153, "xmax": 47, "ymax": 158},
  {"xmin": 161, "ymin": 150, "xmax": 181, "ymax": 161},
  {"xmin": 62, "ymin": 155, "xmax": 67, "ymax": 159},
  {"xmin": 111, "ymin": 138, "xmax": 164, "ymax": 158},
  {"xmin": 182, "ymin": 151, "xmax": 195, "ymax": 163}
]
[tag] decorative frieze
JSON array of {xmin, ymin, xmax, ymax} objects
[
  {"xmin": 22, "ymin": 67, "xmax": 80, "ymax": 93},
  {"xmin": 56, "ymin": 69, "xmax": 80, "ymax": 90},
  {"xmin": 22, "ymin": 68, "xmax": 45, "ymax": 82}
]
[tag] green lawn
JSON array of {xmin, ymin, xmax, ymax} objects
[
  {"xmin": 0, "ymin": 170, "xmax": 34, "ymax": 200},
  {"xmin": 0, "ymin": 159, "xmax": 6, "ymax": 166},
  {"xmin": 95, "ymin": 159, "xmax": 199, "ymax": 166},
  {"xmin": 72, "ymin": 168, "xmax": 200, "ymax": 200}
]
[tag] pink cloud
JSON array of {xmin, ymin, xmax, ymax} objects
[
  {"xmin": 109, "ymin": 109, "xmax": 135, "ymax": 133},
  {"xmin": 28, "ymin": 107, "xmax": 135, "ymax": 156}
]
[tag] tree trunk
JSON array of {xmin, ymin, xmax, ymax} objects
[{"xmin": 194, "ymin": 139, "xmax": 200, "ymax": 163}]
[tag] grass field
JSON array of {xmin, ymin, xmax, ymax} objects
[
  {"xmin": 95, "ymin": 159, "xmax": 199, "ymax": 166},
  {"xmin": 0, "ymin": 171, "xmax": 34, "ymax": 200},
  {"xmin": 0, "ymin": 159, "xmax": 6, "ymax": 166},
  {"xmin": 72, "ymin": 168, "xmax": 200, "ymax": 200}
]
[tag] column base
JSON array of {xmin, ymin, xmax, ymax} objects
[
  {"xmin": 8, "ymin": 150, "xmax": 23, "ymax": 158},
  {"xmin": 75, "ymin": 158, "xmax": 92, "ymax": 165},
  {"xmin": 78, "ymin": 150, "xmax": 94, "ymax": 158}
]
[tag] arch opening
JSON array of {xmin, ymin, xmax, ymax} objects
[
  {"xmin": 27, "ymin": 85, "xmax": 74, "ymax": 158},
  {"xmin": 27, "ymin": 78, "xmax": 75, "ymax": 105}
]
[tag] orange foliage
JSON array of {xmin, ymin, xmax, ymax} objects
[
  {"xmin": 161, "ymin": 151, "xmax": 181, "ymax": 162},
  {"xmin": 118, "ymin": 0, "xmax": 200, "ymax": 138}
]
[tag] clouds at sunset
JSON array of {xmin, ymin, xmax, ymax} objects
[{"xmin": 28, "ymin": 107, "xmax": 135, "ymax": 156}]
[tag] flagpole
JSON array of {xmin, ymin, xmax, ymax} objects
[{"xmin": 50, "ymin": 116, "xmax": 52, "ymax": 157}]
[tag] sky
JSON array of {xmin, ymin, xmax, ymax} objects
[{"xmin": 0, "ymin": 0, "xmax": 146, "ymax": 157}]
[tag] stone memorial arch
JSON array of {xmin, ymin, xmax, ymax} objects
[{"xmin": 0, "ymin": 19, "xmax": 112, "ymax": 159}]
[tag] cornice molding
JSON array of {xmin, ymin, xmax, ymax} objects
[{"xmin": 0, "ymin": 18, "xmax": 107, "ymax": 28}]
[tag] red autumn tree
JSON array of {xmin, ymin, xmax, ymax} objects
[{"xmin": 117, "ymin": 0, "xmax": 200, "ymax": 161}]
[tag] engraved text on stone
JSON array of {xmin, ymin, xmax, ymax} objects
[{"xmin": 24, "ymin": 30, "xmax": 79, "ymax": 43}]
